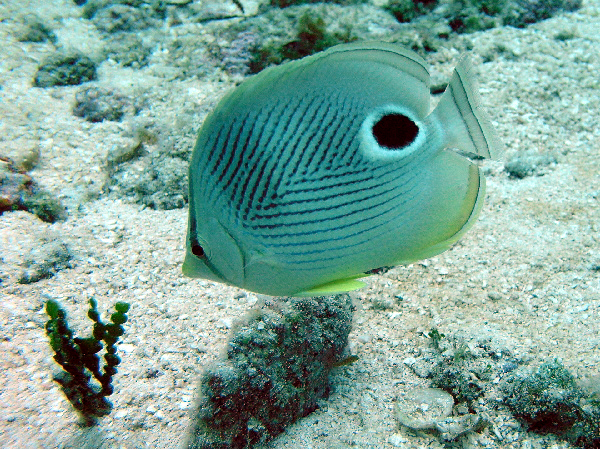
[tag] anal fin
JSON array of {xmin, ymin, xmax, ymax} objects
[{"xmin": 296, "ymin": 277, "xmax": 366, "ymax": 296}]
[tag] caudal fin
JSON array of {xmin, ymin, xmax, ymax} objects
[{"xmin": 432, "ymin": 56, "xmax": 501, "ymax": 159}]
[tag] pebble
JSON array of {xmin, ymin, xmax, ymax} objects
[
  {"xmin": 114, "ymin": 410, "xmax": 128, "ymax": 419},
  {"xmin": 160, "ymin": 353, "xmax": 179, "ymax": 364},
  {"xmin": 119, "ymin": 344, "xmax": 136, "ymax": 354},
  {"xmin": 435, "ymin": 414, "xmax": 481, "ymax": 440},
  {"xmin": 487, "ymin": 291, "xmax": 503, "ymax": 301},
  {"xmin": 189, "ymin": 343, "xmax": 208, "ymax": 353},
  {"xmin": 388, "ymin": 433, "xmax": 409, "ymax": 447},
  {"xmin": 394, "ymin": 388, "xmax": 454, "ymax": 429},
  {"xmin": 218, "ymin": 318, "xmax": 232, "ymax": 329},
  {"xmin": 356, "ymin": 334, "xmax": 372, "ymax": 344}
]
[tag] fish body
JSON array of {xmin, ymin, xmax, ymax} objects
[{"xmin": 183, "ymin": 41, "xmax": 500, "ymax": 296}]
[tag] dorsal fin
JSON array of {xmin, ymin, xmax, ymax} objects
[{"xmin": 322, "ymin": 41, "xmax": 430, "ymax": 87}]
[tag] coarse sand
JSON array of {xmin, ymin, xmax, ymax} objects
[{"xmin": 1, "ymin": 0, "xmax": 599, "ymax": 447}]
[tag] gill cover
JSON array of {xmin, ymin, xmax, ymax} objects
[{"xmin": 183, "ymin": 216, "xmax": 245, "ymax": 288}]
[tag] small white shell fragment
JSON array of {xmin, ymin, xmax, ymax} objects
[
  {"xmin": 394, "ymin": 387, "xmax": 454, "ymax": 429},
  {"xmin": 435, "ymin": 414, "xmax": 481, "ymax": 440},
  {"xmin": 388, "ymin": 433, "xmax": 409, "ymax": 447}
]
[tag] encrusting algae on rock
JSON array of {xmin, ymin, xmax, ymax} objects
[{"xmin": 184, "ymin": 294, "xmax": 353, "ymax": 448}]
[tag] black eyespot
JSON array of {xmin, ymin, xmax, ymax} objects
[
  {"xmin": 372, "ymin": 113, "xmax": 419, "ymax": 149},
  {"xmin": 191, "ymin": 243, "xmax": 205, "ymax": 258}
]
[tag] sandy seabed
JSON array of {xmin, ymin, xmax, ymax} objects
[{"xmin": 1, "ymin": 0, "xmax": 599, "ymax": 448}]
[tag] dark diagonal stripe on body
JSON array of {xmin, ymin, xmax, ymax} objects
[
  {"xmin": 270, "ymin": 94, "xmax": 329, "ymax": 196},
  {"xmin": 252, "ymin": 95, "xmax": 320, "ymax": 209}
]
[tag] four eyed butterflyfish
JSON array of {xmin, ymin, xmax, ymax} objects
[{"xmin": 183, "ymin": 41, "xmax": 500, "ymax": 297}]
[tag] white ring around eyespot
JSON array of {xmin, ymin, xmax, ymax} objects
[{"xmin": 359, "ymin": 105, "xmax": 427, "ymax": 162}]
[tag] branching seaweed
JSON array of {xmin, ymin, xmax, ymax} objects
[{"xmin": 45, "ymin": 297, "xmax": 130, "ymax": 426}]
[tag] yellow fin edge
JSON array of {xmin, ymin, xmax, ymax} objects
[{"xmin": 295, "ymin": 277, "xmax": 367, "ymax": 297}]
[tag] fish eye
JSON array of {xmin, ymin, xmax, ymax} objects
[
  {"xmin": 191, "ymin": 243, "xmax": 205, "ymax": 258},
  {"xmin": 372, "ymin": 113, "xmax": 419, "ymax": 149}
]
